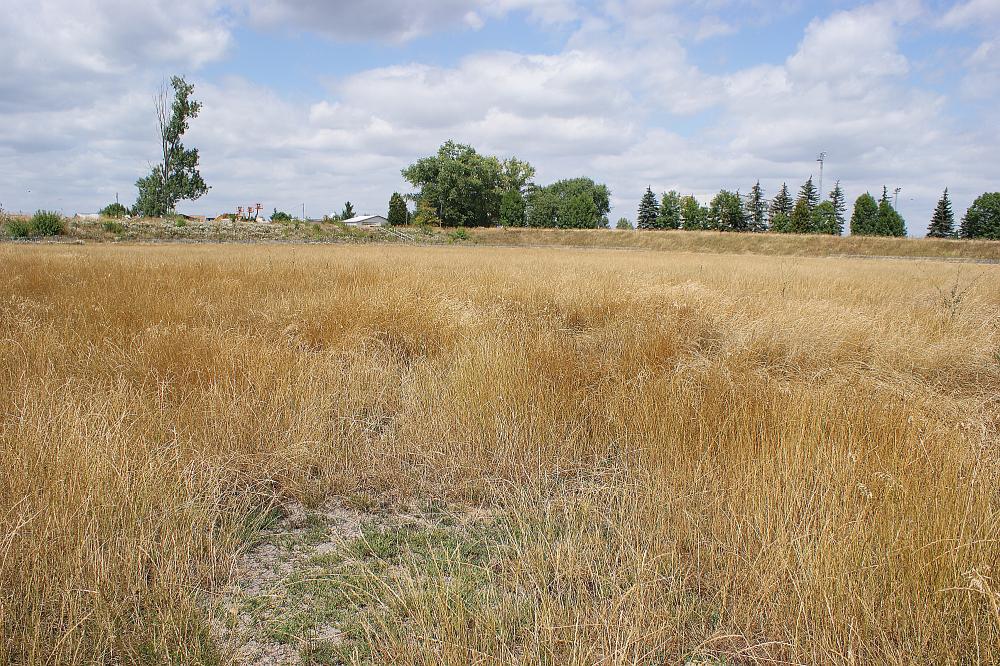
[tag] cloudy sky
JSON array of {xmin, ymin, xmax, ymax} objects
[{"xmin": 2, "ymin": 0, "xmax": 998, "ymax": 234}]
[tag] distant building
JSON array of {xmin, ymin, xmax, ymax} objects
[{"xmin": 343, "ymin": 214, "xmax": 388, "ymax": 227}]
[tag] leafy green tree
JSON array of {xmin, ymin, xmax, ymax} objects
[
  {"xmin": 927, "ymin": 188, "xmax": 955, "ymax": 238},
  {"xmin": 412, "ymin": 197, "xmax": 441, "ymax": 227},
  {"xmin": 616, "ymin": 217, "xmax": 632, "ymax": 229},
  {"xmin": 500, "ymin": 189, "xmax": 527, "ymax": 227},
  {"xmin": 770, "ymin": 212, "xmax": 791, "ymax": 233},
  {"xmin": 498, "ymin": 157, "xmax": 534, "ymax": 227},
  {"xmin": 559, "ymin": 192, "xmax": 599, "ymax": 228},
  {"xmin": 637, "ymin": 187, "xmax": 658, "ymax": 230},
  {"xmin": 850, "ymin": 193, "xmax": 878, "ymax": 235},
  {"xmin": 960, "ymin": 192, "xmax": 1000, "ymax": 239},
  {"xmin": 875, "ymin": 186, "xmax": 906, "ymax": 236},
  {"xmin": 680, "ymin": 195, "xmax": 708, "ymax": 230},
  {"xmin": 769, "ymin": 183, "xmax": 792, "ymax": 229},
  {"xmin": 746, "ymin": 181, "xmax": 767, "ymax": 232},
  {"xmin": 526, "ymin": 186, "xmax": 558, "ymax": 227},
  {"xmin": 657, "ymin": 190, "xmax": 682, "ymax": 229},
  {"xmin": 790, "ymin": 197, "xmax": 814, "ymax": 233},
  {"xmin": 134, "ymin": 76, "xmax": 209, "ymax": 217},
  {"xmin": 812, "ymin": 201, "xmax": 840, "ymax": 235},
  {"xmin": 829, "ymin": 181, "xmax": 846, "ymax": 235},
  {"xmin": 341, "ymin": 201, "xmax": 356, "ymax": 220},
  {"xmin": 708, "ymin": 190, "xmax": 747, "ymax": 231},
  {"xmin": 271, "ymin": 209, "xmax": 292, "ymax": 222},
  {"xmin": 100, "ymin": 202, "xmax": 128, "ymax": 218},
  {"xmin": 387, "ymin": 192, "xmax": 408, "ymax": 226},
  {"xmin": 402, "ymin": 140, "xmax": 511, "ymax": 227},
  {"xmin": 526, "ymin": 178, "xmax": 610, "ymax": 228}
]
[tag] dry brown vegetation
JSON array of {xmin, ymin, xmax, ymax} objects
[
  {"xmin": 1, "ymin": 243, "xmax": 998, "ymax": 664},
  {"xmin": 467, "ymin": 227, "xmax": 1000, "ymax": 261}
]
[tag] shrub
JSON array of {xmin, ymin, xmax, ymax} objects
[
  {"xmin": 272, "ymin": 209, "xmax": 293, "ymax": 223},
  {"xmin": 102, "ymin": 220, "xmax": 126, "ymax": 234},
  {"xmin": 29, "ymin": 210, "xmax": 65, "ymax": 236},
  {"xmin": 99, "ymin": 203, "xmax": 129, "ymax": 218},
  {"xmin": 175, "ymin": 218, "xmax": 187, "ymax": 228},
  {"xmin": 5, "ymin": 217, "xmax": 31, "ymax": 238},
  {"xmin": 448, "ymin": 228, "xmax": 470, "ymax": 242}
]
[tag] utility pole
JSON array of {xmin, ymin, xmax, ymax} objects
[
  {"xmin": 301, "ymin": 203, "xmax": 305, "ymax": 221},
  {"xmin": 893, "ymin": 187, "xmax": 901, "ymax": 210},
  {"xmin": 816, "ymin": 152, "xmax": 827, "ymax": 197}
]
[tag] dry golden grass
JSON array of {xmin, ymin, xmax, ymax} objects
[
  {"xmin": 1, "ymin": 243, "xmax": 998, "ymax": 664},
  {"xmin": 466, "ymin": 227, "xmax": 1000, "ymax": 261}
]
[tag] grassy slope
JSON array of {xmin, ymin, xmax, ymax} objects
[
  {"xmin": 465, "ymin": 226, "xmax": 1000, "ymax": 261},
  {"xmin": 1, "ymin": 243, "xmax": 999, "ymax": 664},
  {"xmin": 6, "ymin": 216, "xmax": 1000, "ymax": 261}
]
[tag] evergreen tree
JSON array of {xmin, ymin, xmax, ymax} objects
[
  {"xmin": 708, "ymin": 190, "xmax": 747, "ymax": 231},
  {"xmin": 746, "ymin": 181, "xmax": 767, "ymax": 232},
  {"xmin": 657, "ymin": 191, "xmax": 682, "ymax": 229},
  {"xmin": 850, "ymin": 193, "xmax": 878, "ymax": 235},
  {"xmin": 341, "ymin": 201, "xmax": 356, "ymax": 220},
  {"xmin": 960, "ymin": 192, "xmax": 1000, "ymax": 239},
  {"xmin": 387, "ymin": 192, "xmax": 408, "ymax": 226},
  {"xmin": 680, "ymin": 196, "xmax": 707, "ymax": 230},
  {"xmin": 616, "ymin": 217, "xmax": 632, "ymax": 230},
  {"xmin": 769, "ymin": 183, "xmax": 792, "ymax": 228},
  {"xmin": 829, "ymin": 181, "xmax": 846, "ymax": 235},
  {"xmin": 790, "ymin": 177, "xmax": 819, "ymax": 233},
  {"xmin": 790, "ymin": 197, "xmax": 814, "ymax": 233},
  {"xmin": 797, "ymin": 176, "xmax": 820, "ymax": 211},
  {"xmin": 636, "ymin": 187, "xmax": 658, "ymax": 230},
  {"xmin": 812, "ymin": 201, "xmax": 840, "ymax": 235},
  {"xmin": 875, "ymin": 186, "xmax": 906, "ymax": 236},
  {"xmin": 927, "ymin": 188, "xmax": 955, "ymax": 238}
]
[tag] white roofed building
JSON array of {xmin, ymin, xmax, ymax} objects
[{"xmin": 342, "ymin": 214, "xmax": 388, "ymax": 227}]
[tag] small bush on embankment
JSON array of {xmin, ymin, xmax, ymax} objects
[
  {"xmin": 29, "ymin": 210, "xmax": 66, "ymax": 237},
  {"xmin": 3, "ymin": 216, "xmax": 32, "ymax": 238}
]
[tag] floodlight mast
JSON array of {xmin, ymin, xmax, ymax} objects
[
  {"xmin": 893, "ymin": 187, "xmax": 901, "ymax": 209},
  {"xmin": 816, "ymin": 152, "xmax": 827, "ymax": 197}
]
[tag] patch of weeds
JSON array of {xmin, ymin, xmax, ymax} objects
[
  {"xmin": 235, "ymin": 501, "xmax": 283, "ymax": 546},
  {"xmin": 102, "ymin": 219, "xmax": 126, "ymax": 234},
  {"xmin": 448, "ymin": 228, "xmax": 470, "ymax": 243},
  {"xmin": 175, "ymin": 218, "xmax": 187, "ymax": 228},
  {"xmin": 219, "ymin": 504, "xmax": 507, "ymax": 663},
  {"xmin": 300, "ymin": 639, "xmax": 346, "ymax": 665}
]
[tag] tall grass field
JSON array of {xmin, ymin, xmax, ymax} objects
[{"xmin": 1, "ymin": 243, "xmax": 998, "ymax": 664}]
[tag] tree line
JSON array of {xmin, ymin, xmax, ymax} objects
[
  {"xmin": 631, "ymin": 180, "xmax": 998, "ymax": 239},
  {"xmin": 112, "ymin": 81, "xmax": 1000, "ymax": 244},
  {"xmin": 401, "ymin": 141, "xmax": 611, "ymax": 228}
]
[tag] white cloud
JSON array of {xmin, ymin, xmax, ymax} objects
[
  {"xmin": 0, "ymin": 0, "xmax": 230, "ymax": 113},
  {"xmin": 941, "ymin": 0, "xmax": 1000, "ymax": 28},
  {"xmin": 236, "ymin": 0, "xmax": 580, "ymax": 42},
  {"xmin": 1, "ymin": 0, "xmax": 999, "ymax": 236}
]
